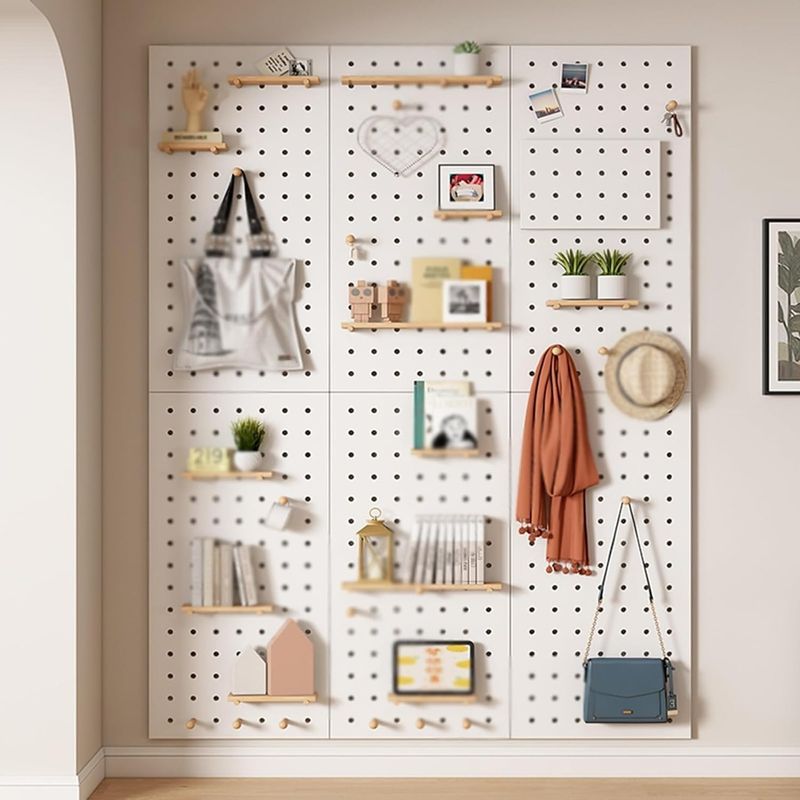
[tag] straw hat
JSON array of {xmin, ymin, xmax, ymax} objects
[{"xmin": 604, "ymin": 331, "xmax": 687, "ymax": 420}]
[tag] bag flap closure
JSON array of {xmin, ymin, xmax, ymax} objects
[{"xmin": 585, "ymin": 658, "xmax": 665, "ymax": 698}]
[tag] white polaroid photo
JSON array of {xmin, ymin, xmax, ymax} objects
[
  {"xmin": 560, "ymin": 63, "xmax": 589, "ymax": 93},
  {"xmin": 256, "ymin": 47, "xmax": 295, "ymax": 76},
  {"xmin": 438, "ymin": 164, "xmax": 496, "ymax": 212},
  {"xmin": 529, "ymin": 87, "xmax": 564, "ymax": 124},
  {"xmin": 441, "ymin": 279, "xmax": 487, "ymax": 324}
]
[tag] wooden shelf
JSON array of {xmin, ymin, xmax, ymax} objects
[
  {"xmin": 342, "ymin": 581, "xmax": 502, "ymax": 593},
  {"xmin": 228, "ymin": 693, "xmax": 317, "ymax": 705},
  {"xmin": 228, "ymin": 75, "xmax": 321, "ymax": 88},
  {"xmin": 181, "ymin": 471, "xmax": 274, "ymax": 480},
  {"xmin": 181, "ymin": 604, "xmax": 275, "ymax": 615},
  {"xmin": 546, "ymin": 299, "xmax": 640, "ymax": 309},
  {"xmin": 411, "ymin": 448, "xmax": 480, "ymax": 458},
  {"xmin": 340, "ymin": 321, "xmax": 502, "ymax": 331},
  {"xmin": 341, "ymin": 75, "xmax": 503, "ymax": 87},
  {"xmin": 434, "ymin": 209, "xmax": 503, "ymax": 220},
  {"xmin": 158, "ymin": 141, "xmax": 227, "ymax": 154},
  {"xmin": 388, "ymin": 693, "xmax": 477, "ymax": 705}
]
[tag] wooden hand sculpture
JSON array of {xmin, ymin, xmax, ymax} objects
[{"xmin": 181, "ymin": 68, "xmax": 209, "ymax": 133}]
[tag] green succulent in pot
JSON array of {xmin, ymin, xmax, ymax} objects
[
  {"xmin": 453, "ymin": 41, "xmax": 482, "ymax": 76},
  {"xmin": 593, "ymin": 249, "xmax": 632, "ymax": 301},
  {"xmin": 231, "ymin": 417, "xmax": 266, "ymax": 472},
  {"xmin": 554, "ymin": 249, "xmax": 593, "ymax": 300},
  {"xmin": 592, "ymin": 249, "xmax": 631, "ymax": 276}
]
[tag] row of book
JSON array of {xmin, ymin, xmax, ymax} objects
[
  {"xmin": 399, "ymin": 515, "xmax": 486, "ymax": 585},
  {"xmin": 413, "ymin": 380, "xmax": 478, "ymax": 451},
  {"xmin": 189, "ymin": 539, "xmax": 260, "ymax": 607}
]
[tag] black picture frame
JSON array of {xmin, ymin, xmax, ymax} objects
[
  {"xmin": 392, "ymin": 639, "xmax": 475, "ymax": 696},
  {"xmin": 763, "ymin": 218, "xmax": 800, "ymax": 394}
]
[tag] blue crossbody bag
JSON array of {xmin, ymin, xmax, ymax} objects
[{"xmin": 582, "ymin": 498, "xmax": 678, "ymax": 723}]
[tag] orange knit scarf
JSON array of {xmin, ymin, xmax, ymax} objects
[{"xmin": 515, "ymin": 345, "xmax": 599, "ymax": 575}]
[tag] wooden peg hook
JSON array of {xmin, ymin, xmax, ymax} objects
[
  {"xmin": 551, "ymin": 346, "xmax": 563, "ymax": 356},
  {"xmin": 278, "ymin": 718, "xmax": 290, "ymax": 730},
  {"xmin": 232, "ymin": 718, "xmax": 243, "ymax": 730},
  {"xmin": 462, "ymin": 718, "xmax": 472, "ymax": 730},
  {"xmin": 345, "ymin": 606, "xmax": 358, "ymax": 618},
  {"xmin": 185, "ymin": 718, "xmax": 197, "ymax": 730},
  {"xmin": 415, "ymin": 718, "xmax": 426, "ymax": 730},
  {"xmin": 232, "ymin": 167, "xmax": 243, "ymax": 177},
  {"xmin": 621, "ymin": 496, "xmax": 631, "ymax": 506},
  {"xmin": 598, "ymin": 346, "xmax": 610, "ymax": 356},
  {"xmin": 665, "ymin": 99, "xmax": 679, "ymax": 112},
  {"xmin": 277, "ymin": 496, "xmax": 290, "ymax": 506},
  {"xmin": 368, "ymin": 718, "xmax": 380, "ymax": 729}
]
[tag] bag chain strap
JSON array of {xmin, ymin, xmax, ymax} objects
[{"xmin": 581, "ymin": 498, "xmax": 668, "ymax": 666}]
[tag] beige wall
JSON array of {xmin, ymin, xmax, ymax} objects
[
  {"xmin": 103, "ymin": 0, "xmax": 800, "ymax": 750},
  {"xmin": 34, "ymin": 0, "xmax": 104, "ymax": 772}
]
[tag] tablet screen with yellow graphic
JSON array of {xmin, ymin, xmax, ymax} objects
[{"xmin": 392, "ymin": 640, "xmax": 475, "ymax": 695}]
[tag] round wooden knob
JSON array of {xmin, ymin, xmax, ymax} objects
[
  {"xmin": 277, "ymin": 496, "xmax": 289, "ymax": 506},
  {"xmin": 392, "ymin": 99, "xmax": 403, "ymax": 111},
  {"xmin": 232, "ymin": 167, "xmax": 243, "ymax": 177},
  {"xmin": 346, "ymin": 606, "xmax": 357, "ymax": 618},
  {"xmin": 462, "ymin": 718, "xmax": 472, "ymax": 730},
  {"xmin": 416, "ymin": 718, "xmax": 425, "ymax": 730},
  {"xmin": 665, "ymin": 100, "xmax": 678, "ymax": 112},
  {"xmin": 185, "ymin": 718, "xmax": 197, "ymax": 730},
  {"xmin": 598, "ymin": 346, "xmax": 609, "ymax": 356},
  {"xmin": 621, "ymin": 496, "xmax": 631, "ymax": 505},
  {"xmin": 551, "ymin": 346, "xmax": 563, "ymax": 356},
  {"xmin": 279, "ymin": 718, "xmax": 289, "ymax": 730},
  {"xmin": 368, "ymin": 718, "xmax": 379, "ymax": 730},
  {"xmin": 232, "ymin": 718, "xmax": 243, "ymax": 730},
  {"xmin": 345, "ymin": 234, "xmax": 356, "ymax": 246}
]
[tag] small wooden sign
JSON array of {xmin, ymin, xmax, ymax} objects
[{"xmin": 186, "ymin": 447, "xmax": 232, "ymax": 473}]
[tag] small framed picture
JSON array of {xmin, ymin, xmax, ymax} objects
[
  {"xmin": 560, "ymin": 63, "xmax": 589, "ymax": 93},
  {"xmin": 289, "ymin": 59, "xmax": 312, "ymax": 77},
  {"xmin": 442, "ymin": 279, "xmax": 487, "ymax": 323},
  {"xmin": 438, "ymin": 164, "xmax": 496, "ymax": 212},
  {"xmin": 763, "ymin": 218, "xmax": 800, "ymax": 393},
  {"xmin": 529, "ymin": 87, "xmax": 564, "ymax": 123},
  {"xmin": 393, "ymin": 640, "xmax": 475, "ymax": 695}
]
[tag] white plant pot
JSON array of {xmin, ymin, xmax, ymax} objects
[
  {"xmin": 560, "ymin": 275, "xmax": 592, "ymax": 300},
  {"xmin": 597, "ymin": 274, "xmax": 628, "ymax": 301},
  {"xmin": 233, "ymin": 450, "xmax": 263, "ymax": 472},
  {"xmin": 453, "ymin": 52, "xmax": 481, "ymax": 76}
]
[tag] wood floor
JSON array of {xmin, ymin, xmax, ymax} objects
[{"xmin": 90, "ymin": 778, "xmax": 800, "ymax": 800}]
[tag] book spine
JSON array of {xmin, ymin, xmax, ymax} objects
[
  {"xmin": 435, "ymin": 519, "xmax": 447, "ymax": 584},
  {"xmin": 444, "ymin": 520, "xmax": 455, "ymax": 585},
  {"xmin": 413, "ymin": 381, "xmax": 425, "ymax": 449},
  {"xmin": 212, "ymin": 545, "xmax": 221, "ymax": 605},
  {"xmin": 422, "ymin": 522, "xmax": 437, "ymax": 584},
  {"xmin": 475, "ymin": 517, "xmax": 485, "ymax": 584},
  {"xmin": 232, "ymin": 546, "xmax": 246, "ymax": 606},
  {"xmin": 219, "ymin": 543, "xmax": 234, "ymax": 606},
  {"xmin": 453, "ymin": 521, "xmax": 462, "ymax": 584},
  {"xmin": 468, "ymin": 517, "xmax": 478, "ymax": 584},
  {"xmin": 402, "ymin": 519, "xmax": 422, "ymax": 584},
  {"xmin": 413, "ymin": 521, "xmax": 430, "ymax": 584},
  {"xmin": 236, "ymin": 545, "xmax": 258, "ymax": 606},
  {"xmin": 461, "ymin": 518, "xmax": 470, "ymax": 583},
  {"xmin": 190, "ymin": 539, "xmax": 203, "ymax": 607},
  {"xmin": 201, "ymin": 538, "xmax": 215, "ymax": 606}
]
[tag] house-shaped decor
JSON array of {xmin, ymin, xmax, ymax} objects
[
  {"xmin": 231, "ymin": 646, "xmax": 267, "ymax": 695},
  {"xmin": 266, "ymin": 619, "xmax": 314, "ymax": 696}
]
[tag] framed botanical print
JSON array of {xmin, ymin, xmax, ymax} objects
[
  {"xmin": 392, "ymin": 640, "xmax": 475, "ymax": 695},
  {"xmin": 763, "ymin": 219, "xmax": 800, "ymax": 393}
]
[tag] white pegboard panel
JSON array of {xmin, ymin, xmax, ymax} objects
[
  {"xmin": 509, "ymin": 46, "xmax": 691, "ymax": 393},
  {"xmin": 329, "ymin": 392, "xmax": 511, "ymax": 738},
  {"xmin": 329, "ymin": 46, "xmax": 511, "ymax": 393},
  {"xmin": 509, "ymin": 391, "xmax": 691, "ymax": 738},
  {"xmin": 148, "ymin": 46, "xmax": 329, "ymax": 391},
  {"xmin": 519, "ymin": 139, "xmax": 661, "ymax": 229},
  {"xmin": 148, "ymin": 392, "xmax": 329, "ymax": 739}
]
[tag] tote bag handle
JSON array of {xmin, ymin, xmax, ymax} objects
[
  {"xmin": 205, "ymin": 169, "xmax": 270, "ymax": 258},
  {"xmin": 581, "ymin": 498, "xmax": 668, "ymax": 665}
]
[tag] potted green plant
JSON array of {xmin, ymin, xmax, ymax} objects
[
  {"xmin": 592, "ymin": 249, "xmax": 631, "ymax": 300},
  {"xmin": 453, "ymin": 41, "xmax": 481, "ymax": 76},
  {"xmin": 554, "ymin": 249, "xmax": 593, "ymax": 299},
  {"xmin": 231, "ymin": 417, "xmax": 266, "ymax": 472}
]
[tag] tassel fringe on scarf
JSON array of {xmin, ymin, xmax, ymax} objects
[{"xmin": 515, "ymin": 345, "xmax": 600, "ymax": 575}]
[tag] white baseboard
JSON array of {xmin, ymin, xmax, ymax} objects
[
  {"xmin": 0, "ymin": 748, "xmax": 105, "ymax": 800},
  {"xmin": 103, "ymin": 745, "xmax": 800, "ymax": 778}
]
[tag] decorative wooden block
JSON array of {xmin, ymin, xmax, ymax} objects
[
  {"xmin": 231, "ymin": 646, "xmax": 267, "ymax": 696},
  {"xmin": 266, "ymin": 619, "xmax": 314, "ymax": 696}
]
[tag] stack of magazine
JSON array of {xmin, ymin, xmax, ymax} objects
[
  {"xmin": 399, "ymin": 515, "xmax": 486, "ymax": 585},
  {"xmin": 413, "ymin": 380, "xmax": 479, "ymax": 451},
  {"xmin": 189, "ymin": 538, "xmax": 261, "ymax": 607}
]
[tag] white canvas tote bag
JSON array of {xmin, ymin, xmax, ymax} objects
[{"xmin": 175, "ymin": 170, "xmax": 304, "ymax": 372}]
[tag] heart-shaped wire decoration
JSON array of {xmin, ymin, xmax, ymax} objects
[{"xmin": 357, "ymin": 115, "xmax": 445, "ymax": 177}]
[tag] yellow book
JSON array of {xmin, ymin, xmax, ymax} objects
[
  {"xmin": 410, "ymin": 257, "xmax": 463, "ymax": 322},
  {"xmin": 460, "ymin": 265, "xmax": 494, "ymax": 321}
]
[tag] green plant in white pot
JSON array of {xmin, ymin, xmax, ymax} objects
[
  {"xmin": 592, "ymin": 249, "xmax": 631, "ymax": 301},
  {"xmin": 554, "ymin": 249, "xmax": 593, "ymax": 300},
  {"xmin": 453, "ymin": 41, "xmax": 481, "ymax": 76},
  {"xmin": 231, "ymin": 417, "xmax": 266, "ymax": 472}
]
